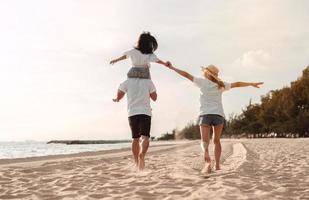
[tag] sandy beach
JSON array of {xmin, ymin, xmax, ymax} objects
[{"xmin": 0, "ymin": 139, "xmax": 308, "ymax": 200}]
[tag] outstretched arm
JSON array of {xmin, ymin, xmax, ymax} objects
[
  {"xmin": 113, "ymin": 90, "xmax": 125, "ymax": 102},
  {"xmin": 156, "ymin": 60, "xmax": 171, "ymax": 68},
  {"xmin": 169, "ymin": 65, "xmax": 194, "ymax": 82},
  {"xmin": 110, "ymin": 55, "xmax": 127, "ymax": 65},
  {"xmin": 231, "ymin": 82, "xmax": 264, "ymax": 88}
]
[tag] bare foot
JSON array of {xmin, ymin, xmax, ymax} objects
[
  {"xmin": 138, "ymin": 153, "xmax": 145, "ymax": 171},
  {"xmin": 215, "ymin": 165, "xmax": 221, "ymax": 170},
  {"xmin": 201, "ymin": 162, "xmax": 212, "ymax": 174}
]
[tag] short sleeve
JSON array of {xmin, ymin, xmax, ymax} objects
[
  {"xmin": 123, "ymin": 49, "xmax": 133, "ymax": 58},
  {"xmin": 118, "ymin": 81, "xmax": 128, "ymax": 93},
  {"xmin": 148, "ymin": 81, "xmax": 156, "ymax": 93},
  {"xmin": 149, "ymin": 53, "xmax": 159, "ymax": 62},
  {"xmin": 193, "ymin": 77, "xmax": 205, "ymax": 88},
  {"xmin": 222, "ymin": 82, "xmax": 231, "ymax": 92}
]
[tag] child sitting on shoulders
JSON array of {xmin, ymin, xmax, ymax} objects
[{"xmin": 110, "ymin": 32, "xmax": 170, "ymax": 79}]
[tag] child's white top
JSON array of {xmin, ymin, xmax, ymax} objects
[
  {"xmin": 124, "ymin": 49, "xmax": 159, "ymax": 67},
  {"xmin": 193, "ymin": 77, "xmax": 231, "ymax": 118},
  {"xmin": 119, "ymin": 78, "xmax": 156, "ymax": 117}
]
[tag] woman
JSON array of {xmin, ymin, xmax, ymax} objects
[{"xmin": 168, "ymin": 64, "xmax": 263, "ymax": 173}]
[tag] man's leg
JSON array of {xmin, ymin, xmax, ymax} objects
[
  {"xmin": 132, "ymin": 138, "xmax": 140, "ymax": 167},
  {"xmin": 138, "ymin": 115, "xmax": 151, "ymax": 170},
  {"xmin": 138, "ymin": 136, "xmax": 149, "ymax": 170},
  {"xmin": 128, "ymin": 115, "xmax": 140, "ymax": 167},
  {"xmin": 213, "ymin": 124, "xmax": 223, "ymax": 170},
  {"xmin": 200, "ymin": 125, "xmax": 212, "ymax": 173}
]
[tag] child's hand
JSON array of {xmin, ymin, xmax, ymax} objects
[
  {"xmin": 110, "ymin": 60, "xmax": 116, "ymax": 65},
  {"xmin": 166, "ymin": 61, "xmax": 173, "ymax": 68},
  {"xmin": 251, "ymin": 82, "xmax": 264, "ymax": 88}
]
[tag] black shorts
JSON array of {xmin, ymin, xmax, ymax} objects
[
  {"xmin": 198, "ymin": 114, "xmax": 225, "ymax": 126},
  {"xmin": 128, "ymin": 114, "xmax": 151, "ymax": 138}
]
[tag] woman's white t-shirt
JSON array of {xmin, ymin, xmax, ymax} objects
[
  {"xmin": 193, "ymin": 77, "xmax": 231, "ymax": 118},
  {"xmin": 124, "ymin": 49, "xmax": 159, "ymax": 67}
]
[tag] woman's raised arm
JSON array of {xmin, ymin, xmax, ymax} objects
[
  {"xmin": 169, "ymin": 65, "xmax": 194, "ymax": 82},
  {"xmin": 231, "ymin": 82, "xmax": 264, "ymax": 88}
]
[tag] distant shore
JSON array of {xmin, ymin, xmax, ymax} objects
[
  {"xmin": 0, "ymin": 140, "xmax": 187, "ymax": 164},
  {"xmin": 47, "ymin": 140, "xmax": 131, "ymax": 145}
]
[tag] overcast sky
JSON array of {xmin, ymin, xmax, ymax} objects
[{"xmin": 0, "ymin": 0, "xmax": 308, "ymax": 141}]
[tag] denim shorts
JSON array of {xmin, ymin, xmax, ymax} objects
[
  {"xmin": 127, "ymin": 67, "xmax": 151, "ymax": 79},
  {"xmin": 198, "ymin": 114, "xmax": 225, "ymax": 126}
]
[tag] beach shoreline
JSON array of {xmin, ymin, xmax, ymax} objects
[{"xmin": 0, "ymin": 140, "xmax": 190, "ymax": 166}]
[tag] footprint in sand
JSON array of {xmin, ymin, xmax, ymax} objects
[{"xmin": 19, "ymin": 169, "xmax": 34, "ymax": 174}]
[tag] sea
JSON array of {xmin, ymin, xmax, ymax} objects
[{"xmin": 0, "ymin": 141, "xmax": 131, "ymax": 159}]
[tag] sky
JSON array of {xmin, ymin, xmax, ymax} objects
[{"xmin": 0, "ymin": 0, "xmax": 308, "ymax": 141}]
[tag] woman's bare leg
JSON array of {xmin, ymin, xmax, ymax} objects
[
  {"xmin": 213, "ymin": 124, "xmax": 224, "ymax": 170},
  {"xmin": 200, "ymin": 125, "xmax": 212, "ymax": 173}
]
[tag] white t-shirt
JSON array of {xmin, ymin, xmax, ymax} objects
[
  {"xmin": 119, "ymin": 78, "xmax": 156, "ymax": 117},
  {"xmin": 193, "ymin": 77, "xmax": 231, "ymax": 118},
  {"xmin": 124, "ymin": 48, "xmax": 159, "ymax": 67}
]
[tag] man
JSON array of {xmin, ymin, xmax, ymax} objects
[{"xmin": 113, "ymin": 78, "xmax": 157, "ymax": 170}]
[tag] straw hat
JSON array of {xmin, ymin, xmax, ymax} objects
[{"xmin": 201, "ymin": 64, "xmax": 221, "ymax": 81}]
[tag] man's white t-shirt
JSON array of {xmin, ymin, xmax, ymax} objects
[
  {"xmin": 193, "ymin": 77, "xmax": 231, "ymax": 118},
  {"xmin": 124, "ymin": 49, "xmax": 159, "ymax": 67},
  {"xmin": 119, "ymin": 78, "xmax": 156, "ymax": 117}
]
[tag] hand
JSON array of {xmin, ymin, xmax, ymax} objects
[
  {"xmin": 110, "ymin": 60, "xmax": 116, "ymax": 65},
  {"xmin": 251, "ymin": 82, "xmax": 264, "ymax": 88},
  {"xmin": 166, "ymin": 61, "xmax": 173, "ymax": 69},
  {"xmin": 112, "ymin": 98, "xmax": 119, "ymax": 102}
]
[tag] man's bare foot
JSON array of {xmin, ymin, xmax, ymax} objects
[
  {"xmin": 201, "ymin": 162, "xmax": 212, "ymax": 174},
  {"xmin": 138, "ymin": 153, "xmax": 145, "ymax": 170},
  {"xmin": 215, "ymin": 165, "xmax": 221, "ymax": 170}
]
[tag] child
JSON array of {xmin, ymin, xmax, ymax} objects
[
  {"xmin": 110, "ymin": 32, "xmax": 170, "ymax": 79},
  {"xmin": 168, "ymin": 64, "xmax": 263, "ymax": 173}
]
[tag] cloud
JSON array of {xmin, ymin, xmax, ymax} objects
[{"xmin": 234, "ymin": 50, "xmax": 272, "ymax": 70}]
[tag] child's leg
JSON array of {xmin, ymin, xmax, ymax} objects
[
  {"xmin": 213, "ymin": 124, "xmax": 224, "ymax": 170},
  {"xmin": 113, "ymin": 90, "xmax": 125, "ymax": 102},
  {"xmin": 127, "ymin": 67, "xmax": 151, "ymax": 79}
]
